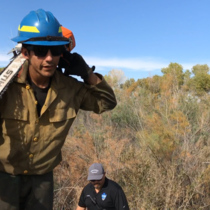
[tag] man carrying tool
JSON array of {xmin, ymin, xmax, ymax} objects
[
  {"xmin": 0, "ymin": 9, "xmax": 116, "ymax": 210},
  {"xmin": 76, "ymin": 163, "xmax": 130, "ymax": 210}
]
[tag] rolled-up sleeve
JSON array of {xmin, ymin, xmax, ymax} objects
[{"xmin": 80, "ymin": 74, "xmax": 117, "ymax": 113}]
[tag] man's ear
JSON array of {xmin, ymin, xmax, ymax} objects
[{"xmin": 21, "ymin": 47, "xmax": 29, "ymax": 59}]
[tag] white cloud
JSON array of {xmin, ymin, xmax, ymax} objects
[
  {"xmin": 85, "ymin": 56, "xmax": 200, "ymax": 72},
  {"xmin": 85, "ymin": 57, "xmax": 166, "ymax": 71},
  {"xmin": 0, "ymin": 53, "xmax": 206, "ymax": 74}
]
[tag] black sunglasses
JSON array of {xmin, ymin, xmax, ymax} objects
[{"xmin": 25, "ymin": 45, "xmax": 65, "ymax": 57}]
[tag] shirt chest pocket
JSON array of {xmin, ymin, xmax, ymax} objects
[
  {"xmin": 1, "ymin": 108, "xmax": 29, "ymax": 136},
  {"xmin": 1, "ymin": 108, "xmax": 28, "ymax": 120},
  {"xmin": 48, "ymin": 108, "xmax": 77, "ymax": 132},
  {"xmin": 49, "ymin": 108, "xmax": 77, "ymax": 122}
]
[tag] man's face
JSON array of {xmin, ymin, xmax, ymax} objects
[
  {"xmin": 22, "ymin": 45, "xmax": 63, "ymax": 78},
  {"xmin": 90, "ymin": 174, "xmax": 106, "ymax": 190}
]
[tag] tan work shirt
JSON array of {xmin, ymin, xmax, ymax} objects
[{"xmin": 0, "ymin": 62, "xmax": 116, "ymax": 175}]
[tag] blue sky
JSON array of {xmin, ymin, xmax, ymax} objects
[{"xmin": 0, "ymin": 0, "xmax": 210, "ymax": 80}]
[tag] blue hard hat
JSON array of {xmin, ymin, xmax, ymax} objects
[{"xmin": 11, "ymin": 9, "xmax": 69, "ymax": 46}]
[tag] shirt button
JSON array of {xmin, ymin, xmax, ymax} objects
[
  {"xmin": 33, "ymin": 137, "xmax": 38, "ymax": 142},
  {"xmin": 35, "ymin": 101, "xmax": 38, "ymax": 105},
  {"xmin": 29, "ymin": 154, "xmax": 34, "ymax": 159},
  {"xmin": 23, "ymin": 170, "xmax": 28, "ymax": 174},
  {"xmin": 26, "ymin": 85, "xmax": 30, "ymax": 90}
]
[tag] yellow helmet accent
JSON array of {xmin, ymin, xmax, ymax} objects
[
  {"xmin": 18, "ymin": 25, "xmax": 40, "ymax": 33},
  {"xmin": 58, "ymin": 26, "xmax": 62, "ymax": 33}
]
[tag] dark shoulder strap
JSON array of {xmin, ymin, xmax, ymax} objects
[{"xmin": 86, "ymin": 195, "xmax": 105, "ymax": 210}]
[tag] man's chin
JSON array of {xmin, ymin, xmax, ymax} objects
[
  {"xmin": 94, "ymin": 185, "xmax": 101, "ymax": 189},
  {"xmin": 43, "ymin": 70, "xmax": 56, "ymax": 77}
]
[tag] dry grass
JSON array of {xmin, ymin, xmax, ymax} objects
[{"xmin": 53, "ymin": 83, "xmax": 210, "ymax": 209}]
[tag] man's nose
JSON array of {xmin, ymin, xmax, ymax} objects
[{"xmin": 45, "ymin": 50, "xmax": 53, "ymax": 61}]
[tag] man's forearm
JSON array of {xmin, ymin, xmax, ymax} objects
[{"xmin": 85, "ymin": 72, "xmax": 102, "ymax": 85}]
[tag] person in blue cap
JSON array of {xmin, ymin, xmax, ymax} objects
[
  {"xmin": 76, "ymin": 163, "xmax": 130, "ymax": 210},
  {"xmin": 0, "ymin": 9, "xmax": 116, "ymax": 210}
]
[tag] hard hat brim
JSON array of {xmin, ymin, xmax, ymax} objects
[{"xmin": 11, "ymin": 36, "xmax": 69, "ymax": 46}]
